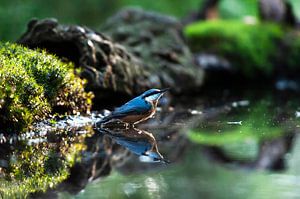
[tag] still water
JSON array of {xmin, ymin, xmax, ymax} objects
[{"xmin": 1, "ymin": 92, "xmax": 300, "ymax": 199}]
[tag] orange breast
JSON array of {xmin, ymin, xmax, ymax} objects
[{"xmin": 121, "ymin": 110, "xmax": 154, "ymax": 124}]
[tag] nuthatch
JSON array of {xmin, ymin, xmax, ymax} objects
[{"xmin": 98, "ymin": 88, "xmax": 169, "ymax": 126}]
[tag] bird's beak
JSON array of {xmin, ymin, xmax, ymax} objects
[
  {"xmin": 159, "ymin": 88, "xmax": 170, "ymax": 93},
  {"xmin": 161, "ymin": 158, "xmax": 171, "ymax": 164}
]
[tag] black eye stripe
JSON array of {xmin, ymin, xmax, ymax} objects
[{"xmin": 143, "ymin": 91, "xmax": 160, "ymax": 98}]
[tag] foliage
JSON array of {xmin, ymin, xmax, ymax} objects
[
  {"xmin": 0, "ymin": 42, "xmax": 93, "ymax": 133},
  {"xmin": 4, "ymin": 0, "xmax": 298, "ymax": 41},
  {"xmin": 184, "ymin": 20, "xmax": 284, "ymax": 77},
  {"xmin": 0, "ymin": 0, "xmax": 299, "ymax": 42},
  {"xmin": 289, "ymin": 0, "xmax": 300, "ymax": 20},
  {"xmin": 0, "ymin": 0, "xmax": 202, "ymax": 41},
  {"xmin": 219, "ymin": 0, "xmax": 258, "ymax": 19}
]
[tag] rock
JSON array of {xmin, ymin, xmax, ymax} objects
[
  {"xmin": 259, "ymin": 0, "xmax": 296, "ymax": 26},
  {"xmin": 101, "ymin": 8, "xmax": 204, "ymax": 94},
  {"xmin": 17, "ymin": 18, "xmax": 154, "ymax": 99},
  {"xmin": 18, "ymin": 12, "xmax": 204, "ymax": 96}
]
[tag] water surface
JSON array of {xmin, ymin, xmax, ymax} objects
[{"xmin": 1, "ymin": 92, "xmax": 300, "ymax": 199}]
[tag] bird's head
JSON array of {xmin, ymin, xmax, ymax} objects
[{"xmin": 141, "ymin": 88, "xmax": 169, "ymax": 104}]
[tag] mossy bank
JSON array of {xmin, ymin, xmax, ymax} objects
[
  {"xmin": 184, "ymin": 20, "xmax": 288, "ymax": 78},
  {"xmin": 0, "ymin": 42, "xmax": 93, "ymax": 133}
]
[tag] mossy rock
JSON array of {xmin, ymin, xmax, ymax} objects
[
  {"xmin": 184, "ymin": 20, "xmax": 284, "ymax": 77},
  {"xmin": 18, "ymin": 18, "xmax": 154, "ymax": 100},
  {"xmin": 0, "ymin": 42, "xmax": 93, "ymax": 133}
]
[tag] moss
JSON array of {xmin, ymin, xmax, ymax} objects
[
  {"xmin": 184, "ymin": 20, "xmax": 284, "ymax": 77},
  {"xmin": 0, "ymin": 42, "xmax": 93, "ymax": 133}
]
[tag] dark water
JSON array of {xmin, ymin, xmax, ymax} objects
[{"xmin": 1, "ymin": 92, "xmax": 300, "ymax": 199}]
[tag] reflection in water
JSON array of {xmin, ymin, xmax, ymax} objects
[
  {"xmin": 0, "ymin": 114, "xmax": 171, "ymax": 198},
  {"xmin": 0, "ymin": 126, "xmax": 91, "ymax": 198},
  {"xmin": 188, "ymin": 97, "xmax": 298, "ymax": 170},
  {"xmin": 2, "ymin": 93, "xmax": 300, "ymax": 199},
  {"xmin": 96, "ymin": 127, "xmax": 169, "ymax": 164},
  {"xmin": 73, "ymin": 94, "xmax": 300, "ymax": 199},
  {"xmin": 144, "ymin": 177, "xmax": 162, "ymax": 199}
]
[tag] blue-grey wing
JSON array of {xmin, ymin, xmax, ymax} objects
[{"xmin": 112, "ymin": 97, "xmax": 151, "ymax": 117}]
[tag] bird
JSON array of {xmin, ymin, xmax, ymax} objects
[{"xmin": 97, "ymin": 88, "xmax": 169, "ymax": 126}]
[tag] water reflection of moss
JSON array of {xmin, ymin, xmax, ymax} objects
[
  {"xmin": 188, "ymin": 100, "xmax": 288, "ymax": 161},
  {"xmin": 0, "ymin": 130, "xmax": 88, "ymax": 198}
]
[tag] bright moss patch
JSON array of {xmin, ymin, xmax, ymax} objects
[
  {"xmin": 184, "ymin": 20, "xmax": 284, "ymax": 77},
  {"xmin": 0, "ymin": 42, "xmax": 93, "ymax": 133}
]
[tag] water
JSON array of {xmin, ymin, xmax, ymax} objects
[{"xmin": 1, "ymin": 92, "xmax": 300, "ymax": 199}]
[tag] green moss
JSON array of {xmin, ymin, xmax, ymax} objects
[
  {"xmin": 0, "ymin": 42, "xmax": 93, "ymax": 133},
  {"xmin": 184, "ymin": 20, "xmax": 284, "ymax": 77}
]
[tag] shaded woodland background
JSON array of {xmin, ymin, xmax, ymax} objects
[{"xmin": 1, "ymin": 0, "xmax": 298, "ymax": 41}]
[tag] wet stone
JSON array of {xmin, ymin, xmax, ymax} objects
[
  {"xmin": 17, "ymin": 18, "xmax": 154, "ymax": 99},
  {"xmin": 18, "ymin": 13, "xmax": 205, "ymax": 101},
  {"xmin": 101, "ymin": 8, "xmax": 204, "ymax": 94}
]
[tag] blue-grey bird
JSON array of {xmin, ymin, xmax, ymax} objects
[{"xmin": 98, "ymin": 88, "xmax": 169, "ymax": 125}]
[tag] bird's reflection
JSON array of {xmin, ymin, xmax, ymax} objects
[{"xmin": 96, "ymin": 127, "xmax": 169, "ymax": 163}]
